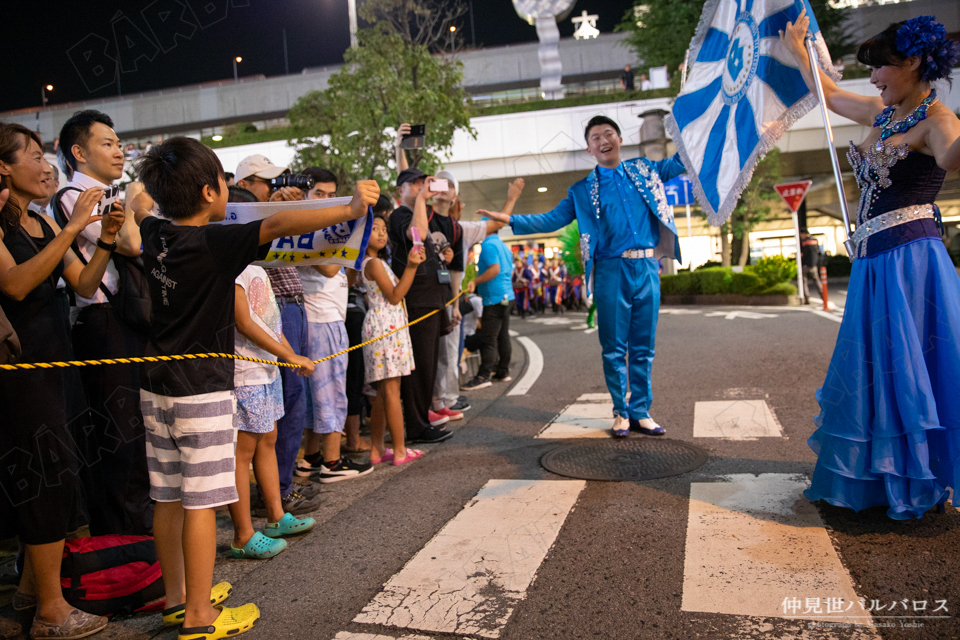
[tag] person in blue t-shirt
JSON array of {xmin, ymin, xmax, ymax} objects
[{"xmin": 462, "ymin": 234, "xmax": 516, "ymax": 390}]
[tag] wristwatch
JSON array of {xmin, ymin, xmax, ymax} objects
[{"xmin": 97, "ymin": 237, "xmax": 118, "ymax": 252}]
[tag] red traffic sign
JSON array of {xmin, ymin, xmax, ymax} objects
[{"xmin": 774, "ymin": 181, "xmax": 812, "ymax": 214}]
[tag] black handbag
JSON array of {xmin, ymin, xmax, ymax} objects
[{"xmin": 52, "ymin": 187, "xmax": 152, "ymax": 333}]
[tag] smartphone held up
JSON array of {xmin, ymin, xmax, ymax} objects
[{"xmin": 400, "ymin": 124, "xmax": 426, "ymax": 150}]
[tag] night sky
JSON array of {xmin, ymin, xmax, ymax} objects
[{"xmin": 2, "ymin": 0, "xmax": 636, "ymax": 113}]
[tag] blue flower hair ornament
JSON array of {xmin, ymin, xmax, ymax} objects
[{"xmin": 895, "ymin": 16, "xmax": 960, "ymax": 82}]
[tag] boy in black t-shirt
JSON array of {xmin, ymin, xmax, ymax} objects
[{"xmin": 132, "ymin": 137, "xmax": 378, "ymax": 639}]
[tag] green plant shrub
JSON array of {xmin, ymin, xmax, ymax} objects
[
  {"xmin": 695, "ymin": 260, "xmax": 723, "ymax": 271},
  {"xmin": 660, "ymin": 274, "xmax": 681, "ymax": 296},
  {"xmin": 696, "ymin": 268, "xmax": 732, "ymax": 295},
  {"xmin": 759, "ymin": 282, "xmax": 798, "ymax": 296},
  {"xmin": 752, "ymin": 255, "xmax": 797, "ymax": 288},
  {"xmin": 825, "ymin": 254, "xmax": 852, "ymax": 277},
  {"xmin": 730, "ymin": 271, "xmax": 762, "ymax": 295},
  {"xmin": 660, "ymin": 271, "xmax": 695, "ymax": 296}
]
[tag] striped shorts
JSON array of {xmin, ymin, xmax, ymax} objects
[{"xmin": 140, "ymin": 389, "xmax": 238, "ymax": 510}]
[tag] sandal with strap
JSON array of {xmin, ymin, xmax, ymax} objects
[
  {"xmin": 370, "ymin": 448, "xmax": 394, "ymax": 465},
  {"xmin": 392, "ymin": 449, "xmax": 424, "ymax": 466},
  {"xmin": 263, "ymin": 512, "xmax": 315, "ymax": 538},
  {"xmin": 178, "ymin": 604, "xmax": 260, "ymax": 640},
  {"xmin": 230, "ymin": 532, "xmax": 287, "ymax": 559},
  {"xmin": 163, "ymin": 581, "xmax": 233, "ymax": 627}
]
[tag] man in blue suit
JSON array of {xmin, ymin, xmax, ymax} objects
[{"xmin": 481, "ymin": 116, "xmax": 684, "ymax": 437}]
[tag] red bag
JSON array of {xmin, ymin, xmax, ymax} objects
[{"xmin": 60, "ymin": 535, "xmax": 165, "ymax": 616}]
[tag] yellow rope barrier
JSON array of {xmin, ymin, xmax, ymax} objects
[{"xmin": 0, "ymin": 291, "xmax": 466, "ymax": 372}]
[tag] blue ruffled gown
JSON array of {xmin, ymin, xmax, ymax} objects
[{"xmin": 804, "ymin": 140, "xmax": 960, "ymax": 520}]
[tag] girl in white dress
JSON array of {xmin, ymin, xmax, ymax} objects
[{"xmin": 362, "ymin": 214, "xmax": 425, "ymax": 465}]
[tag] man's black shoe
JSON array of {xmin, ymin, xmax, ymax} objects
[
  {"xmin": 462, "ymin": 375, "xmax": 491, "ymax": 391},
  {"xmin": 450, "ymin": 398, "xmax": 471, "ymax": 412},
  {"xmin": 410, "ymin": 426, "xmax": 454, "ymax": 444}
]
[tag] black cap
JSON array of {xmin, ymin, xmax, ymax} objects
[{"xmin": 396, "ymin": 168, "xmax": 426, "ymax": 187}]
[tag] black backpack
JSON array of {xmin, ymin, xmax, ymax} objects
[{"xmin": 52, "ymin": 187, "xmax": 152, "ymax": 334}]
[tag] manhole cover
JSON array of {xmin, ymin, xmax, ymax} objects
[{"xmin": 540, "ymin": 438, "xmax": 709, "ymax": 481}]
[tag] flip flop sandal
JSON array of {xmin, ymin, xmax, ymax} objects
[
  {"xmin": 263, "ymin": 512, "xmax": 316, "ymax": 538},
  {"xmin": 230, "ymin": 532, "xmax": 287, "ymax": 559},
  {"xmin": 178, "ymin": 603, "xmax": 260, "ymax": 640},
  {"xmin": 163, "ymin": 581, "xmax": 234, "ymax": 626},
  {"xmin": 392, "ymin": 449, "xmax": 424, "ymax": 466},
  {"xmin": 370, "ymin": 448, "xmax": 394, "ymax": 465}
]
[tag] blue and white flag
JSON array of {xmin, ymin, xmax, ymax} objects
[
  {"xmin": 665, "ymin": 0, "xmax": 839, "ymax": 226},
  {"xmin": 220, "ymin": 197, "xmax": 372, "ymax": 269}
]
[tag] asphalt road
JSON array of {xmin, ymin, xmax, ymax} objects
[{"xmin": 3, "ymin": 303, "xmax": 958, "ymax": 640}]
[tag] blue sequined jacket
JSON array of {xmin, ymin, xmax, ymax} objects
[{"xmin": 510, "ymin": 154, "xmax": 685, "ymax": 296}]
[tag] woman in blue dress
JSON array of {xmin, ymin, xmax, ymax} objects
[{"xmin": 781, "ymin": 13, "xmax": 960, "ymax": 519}]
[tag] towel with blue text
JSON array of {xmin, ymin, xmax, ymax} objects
[{"xmin": 220, "ymin": 196, "xmax": 372, "ymax": 269}]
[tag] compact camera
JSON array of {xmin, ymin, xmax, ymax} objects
[{"xmin": 268, "ymin": 173, "xmax": 316, "ymax": 191}]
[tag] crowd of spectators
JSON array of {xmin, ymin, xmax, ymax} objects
[{"xmin": 0, "ymin": 111, "xmax": 526, "ymax": 640}]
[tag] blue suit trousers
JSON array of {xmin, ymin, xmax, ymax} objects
[{"xmin": 593, "ymin": 257, "xmax": 660, "ymax": 419}]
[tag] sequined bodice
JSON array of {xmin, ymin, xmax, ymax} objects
[{"xmin": 846, "ymin": 141, "xmax": 945, "ymax": 257}]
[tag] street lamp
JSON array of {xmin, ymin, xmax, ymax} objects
[
  {"xmin": 233, "ymin": 56, "xmax": 242, "ymax": 81},
  {"xmin": 448, "ymin": 25, "xmax": 457, "ymax": 53},
  {"xmin": 41, "ymin": 84, "xmax": 53, "ymax": 108}
]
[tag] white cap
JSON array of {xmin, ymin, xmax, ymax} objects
[
  {"xmin": 235, "ymin": 154, "xmax": 288, "ymax": 182},
  {"xmin": 435, "ymin": 170, "xmax": 459, "ymax": 196}
]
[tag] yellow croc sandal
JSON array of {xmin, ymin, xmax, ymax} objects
[
  {"xmin": 162, "ymin": 582, "xmax": 234, "ymax": 627},
  {"xmin": 178, "ymin": 603, "xmax": 260, "ymax": 640}
]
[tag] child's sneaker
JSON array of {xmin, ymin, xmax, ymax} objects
[
  {"xmin": 319, "ymin": 457, "xmax": 373, "ymax": 483},
  {"xmin": 435, "ymin": 407, "xmax": 464, "ymax": 421},
  {"xmin": 428, "ymin": 410, "xmax": 450, "ymax": 426},
  {"xmin": 295, "ymin": 458, "xmax": 323, "ymax": 478}
]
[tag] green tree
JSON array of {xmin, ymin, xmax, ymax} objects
[
  {"xmin": 617, "ymin": 0, "xmax": 852, "ymax": 72},
  {"xmin": 287, "ymin": 22, "xmax": 473, "ymax": 191}
]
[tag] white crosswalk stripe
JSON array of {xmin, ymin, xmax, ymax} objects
[
  {"xmin": 682, "ymin": 474, "xmax": 879, "ymax": 637},
  {"xmin": 536, "ymin": 393, "xmax": 618, "ymax": 438},
  {"xmin": 693, "ymin": 399, "xmax": 783, "ymax": 439},
  {"xmin": 353, "ymin": 479, "xmax": 585, "ymax": 638}
]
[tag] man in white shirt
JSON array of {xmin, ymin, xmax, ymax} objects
[
  {"xmin": 427, "ymin": 168, "xmax": 525, "ymax": 413},
  {"xmin": 56, "ymin": 110, "xmax": 152, "ymax": 535}
]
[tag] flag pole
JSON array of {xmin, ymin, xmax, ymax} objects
[{"xmin": 804, "ymin": 36, "xmax": 855, "ymax": 259}]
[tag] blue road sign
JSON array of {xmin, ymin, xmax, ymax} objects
[{"xmin": 664, "ymin": 174, "xmax": 695, "ymax": 207}]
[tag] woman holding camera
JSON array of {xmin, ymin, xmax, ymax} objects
[
  {"xmin": 0, "ymin": 122, "xmax": 124, "ymax": 639},
  {"xmin": 781, "ymin": 14, "xmax": 960, "ymax": 519}
]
